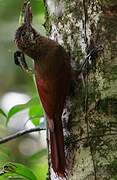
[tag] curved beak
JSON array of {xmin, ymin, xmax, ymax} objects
[{"xmin": 24, "ymin": 1, "xmax": 32, "ymax": 26}]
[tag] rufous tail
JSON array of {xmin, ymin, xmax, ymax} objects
[{"xmin": 50, "ymin": 117, "xmax": 65, "ymax": 177}]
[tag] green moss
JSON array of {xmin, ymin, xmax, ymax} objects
[
  {"xmin": 108, "ymin": 159, "xmax": 117, "ymax": 177},
  {"xmin": 100, "ymin": 0, "xmax": 116, "ymax": 6},
  {"xmin": 96, "ymin": 97, "xmax": 117, "ymax": 117}
]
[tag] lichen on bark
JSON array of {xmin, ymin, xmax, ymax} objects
[{"xmin": 44, "ymin": 0, "xmax": 117, "ymax": 179}]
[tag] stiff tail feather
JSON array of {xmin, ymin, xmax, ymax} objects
[{"xmin": 50, "ymin": 117, "xmax": 66, "ymax": 177}]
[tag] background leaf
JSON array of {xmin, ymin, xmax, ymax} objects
[
  {"xmin": 0, "ymin": 162, "xmax": 37, "ymax": 180},
  {"xmin": 0, "ymin": 109, "xmax": 7, "ymax": 118},
  {"xmin": 7, "ymin": 104, "xmax": 27, "ymax": 120},
  {"xmin": 7, "ymin": 97, "xmax": 44, "ymax": 125}
]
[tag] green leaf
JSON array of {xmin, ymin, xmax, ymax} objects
[
  {"xmin": 30, "ymin": 116, "xmax": 40, "ymax": 126},
  {"xmin": 0, "ymin": 109, "xmax": 7, "ymax": 118},
  {"xmin": 7, "ymin": 97, "xmax": 44, "ymax": 125},
  {"xmin": 7, "ymin": 103, "xmax": 27, "ymax": 121},
  {"xmin": 29, "ymin": 103, "xmax": 43, "ymax": 119},
  {"xmin": 0, "ymin": 162, "xmax": 37, "ymax": 180}
]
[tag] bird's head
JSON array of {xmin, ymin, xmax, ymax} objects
[{"xmin": 15, "ymin": 1, "xmax": 37, "ymax": 51}]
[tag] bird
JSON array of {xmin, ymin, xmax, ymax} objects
[{"xmin": 15, "ymin": 1, "xmax": 71, "ymax": 177}]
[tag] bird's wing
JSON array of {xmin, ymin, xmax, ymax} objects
[{"xmin": 35, "ymin": 72, "xmax": 69, "ymax": 120}]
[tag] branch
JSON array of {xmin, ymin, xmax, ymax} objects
[{"xmin": 0, "ymin": 127, "xmax": 46, "ymax": 145}]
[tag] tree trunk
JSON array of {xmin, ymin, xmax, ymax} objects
[{"xmin": 44, "ymin": 0, "xmax": 117, "ymax": 179}]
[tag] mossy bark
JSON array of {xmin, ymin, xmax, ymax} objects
[{"xmin": 44, "ymin": 0, "xmax": 117, "ymax": 179}]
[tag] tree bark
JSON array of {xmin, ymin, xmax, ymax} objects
[{"xmin": 44, "ymin": 0, "xmax": 117, "ymax": 179}]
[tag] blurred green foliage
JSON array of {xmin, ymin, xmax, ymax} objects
[
  {"xmin": 0, "ymin": 0, "xmax": 48, "ymax": 179},
  {"xmin": 0, "ymin": 0, "xmax": 45, "ymax": 96},
  {"xmin": 0, "ymin": 94, "xmax": 47, "ymax": 179},
  {"xmin": 0, "ymin": 0, "xmax": 45, "ymax": 22},
  {"xmin": 0, "ymin": 109, "xmax": 7, "ymax": 118},
  {"xmin": 7, "ymin": 97, "xmax": 44, "ymax": 125},
  {"xmin": 30, "ymin": 149, "xmax": 48, "ymax": 180},
  {"xmin": 0, "ymin": 162, "xmax": 37, "ymax": 180}
]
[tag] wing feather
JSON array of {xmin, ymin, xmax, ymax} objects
[{"xmin": 35, "ymin": 72, "xmax": 70, "ymax": 119}]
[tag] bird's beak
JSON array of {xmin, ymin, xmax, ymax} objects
[{"xmin": 24, "ymin": 1, "xmax": 32, "ymax": 26}]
